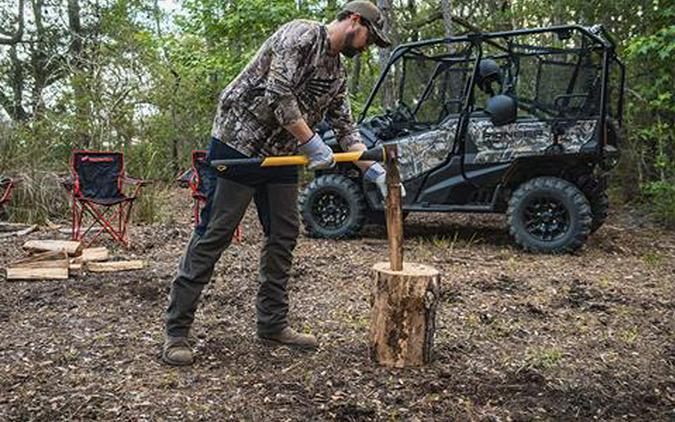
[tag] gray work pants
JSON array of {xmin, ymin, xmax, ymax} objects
[{"xmin": 165, "ymin": 176, "xmax": 299, "ymax": 337}]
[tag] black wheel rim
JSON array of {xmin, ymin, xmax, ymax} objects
[
  {"xmin": 311, "ymin": 190, "xmax": 350, "ymax": 230},
  {"xmin": 522, "ymin": 196, "xmax": 570, "ymax": 241}
]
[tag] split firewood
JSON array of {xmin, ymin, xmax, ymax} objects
[
  {"xmin": 69, "ymin": 247, "xmax": 109, "ymax": 275},
  {"xmin": 6, "ymin": 266, "xmax": 69, "ymax": 280},
  {"xmin": 71, "ymin": 247, "xmax": 110, "ymax": 263},
  {"xmin": 11, "ymin": 257, "xmax": 70, "ymax": 269},
  {"xmin": 6, "ymin": 250, "xmax": 69, "ymax": 280},
  {"xmin": 6, "ymin": 251, "xmax": 70, "ymax": 280},
  {"xmin": 86, "ymin": 260, "xmax": 145, "ymax": 272},
  {"xmin": 69, "ymin": 262, "xmax": 82, "ymax": 277},
  {"xmin": 10, "ymin": 250, "xmax": 65, "ymax": 266},
  {"xmin": 23, "ymin": 240, "xmax": 83, "ymax": 256}
]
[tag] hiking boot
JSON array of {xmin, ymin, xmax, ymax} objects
[
  {"xmin": 258, "ymin": 327, "xmax": 318, "ymax": 349},
  {"xmin": 162, "ymin": 336, "xmax": 193, "ymax": 366}
]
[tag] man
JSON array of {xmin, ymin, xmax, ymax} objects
[{"xmin": 163, "ymin": 1, "xmax": 392, "ymax": 366}]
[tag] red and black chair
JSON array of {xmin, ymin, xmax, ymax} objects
[
  {"xmin": 0, "ymin": 177, "xmax": 19, "ymax": 208},
  {"xmin": 67, "ymin": 150, "xmax": 149, "ymax": 247},
  {"xmin": 0, "ymin": 176, "xmax": 20, "ymax": 216},
  {"xmin": 178, "ymin": 150, "xmax": 242, "ymax": 242}
]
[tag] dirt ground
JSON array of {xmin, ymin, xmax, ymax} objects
[{"xmin": 0, "ymin": 189, "xmax": 673, "ymax": 421}]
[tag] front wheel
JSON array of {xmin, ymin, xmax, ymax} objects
[
  {"xmin": 507, "ymin": 177, "xmax": 592, "ymax": 253},
  {"xmin": 299, "ymin": 174, "xmax": 366, "ymax": 239}
]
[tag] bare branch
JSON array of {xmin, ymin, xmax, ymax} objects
[{"xmin": 0, "ymin": 0, "xmax": 25, "ymax": 45}]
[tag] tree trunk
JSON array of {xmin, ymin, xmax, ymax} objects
[
  {"xmin": 0, "ymin": 0, "xmax": 27, "ymax": 121},
  {"xmin": 407, "ymin": 0, "xmax": 418, "ymax": 42},
  {"xmin": 154, "ymin": 0, "xmax": 181, "ymax": 176},
  {"xmin": 9, "ymin": 45, "xmax": 27, "ymax": 121},
  {"xmin": 441, "ymin": 0, "xmax": 453, "ymax": 38},
  {"xmin": 378, "ymin": 0, "xmax": 395, "ymax": 109},
  {"xmin": 369, "ymin": 262, "xmax": 441, "ymax": 367},
  {"xmin": 68, "ymin": 0, "xmax": 92, "ymax": 148},
  {"xmin": 30, "ymin": 0, "xmax": 47, "ymax": 118},
  {"xmin": 67, "ymin": 0, "xmax": 83, "ymax": 60},
  {"xmin": 0, "ymin": 0, "xmax": 25, "ymax": 45}
]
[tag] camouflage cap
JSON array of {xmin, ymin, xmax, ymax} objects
[{"xmin": 341, "ymin": 1, "xmax": 391, "ymax": 48}]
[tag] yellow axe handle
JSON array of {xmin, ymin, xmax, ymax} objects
[{"xmin": 210, "ymin": 147, "xmax": 385, "ymax": 172}]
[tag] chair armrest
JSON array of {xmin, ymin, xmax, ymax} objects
[
  {"xmin": 176, "ymin": 169, "xmax": 193, "ymax": 188},
  {"xmin": 59, "ymin": 173, "xmax": 74, "ymax": 191}
]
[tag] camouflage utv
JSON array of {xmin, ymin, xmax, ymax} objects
[{"xmin": 299, "ymin": 25, "xmax": 625, "ymax": 253}]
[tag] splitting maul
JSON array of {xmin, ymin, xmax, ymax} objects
[{"xmin": 210, "ymin": 147, "xmax": 386, "ymax": 172}]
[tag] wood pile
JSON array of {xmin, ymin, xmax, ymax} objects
[{"xmin": 4, "ymin": 240, "xmax": 145, "ymax": 280}]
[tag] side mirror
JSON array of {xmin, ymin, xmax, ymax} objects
[{"xmin": 486, "ymin": 95, "xmax": 517, "ymax": 126}]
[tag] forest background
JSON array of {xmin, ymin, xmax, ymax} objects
[{"xmin": 0, "ymin": 0, "xmax": 672, "ymax": 226}]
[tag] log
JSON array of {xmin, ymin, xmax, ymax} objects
[
  {"xmin": 23, "ymin": 240, "xmax": 83, "ymax": 256},
  {"xmin": 77, "ymin": 247, "xmax": 110, "ymax": 263},
  {"xmin": 6, "ymin": 257, "xmax": 69, "ymax": 280},
  {"xmin": 10, "ymin": 250, "xmax": 65, "ymax": 266},
  {"xmin": 384, "ymin": 144, "xmax": 403, "ymax": 271},
  {"xmin": 69, "ymin": 262, "xmax": 82, "ymax": 277},
  {"xmin": 87, "ymin": 260, "xmax": 145, "ymax": 272},
  {"xmin": 370, "ymin": 262, "xmax": 441, "ymax": 367},
  {"xmin": 11, "ymin": 258, "xmax": 69, "ymax": 269}
]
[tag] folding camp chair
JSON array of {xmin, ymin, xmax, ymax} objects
[
  {"xmin": 0, "ymin": 176, "xmax": 19, "ymax": 209},
  {"xmin": 179, "ymin": 150, "xmax": 242, "ymax": 242},
  {"xmin": 67, "ymin": 150, "xmax": 149, "ymax": 248}
]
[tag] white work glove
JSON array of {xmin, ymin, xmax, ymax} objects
[
  {"xmin": 364, "ymin": 162, "xmax": 406, "ymax": 199},
  {"xmin": 299, "ymin": 133, "xmax": 335, "ymax": 170}
]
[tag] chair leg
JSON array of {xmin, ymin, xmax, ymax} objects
[
  {"xmin": 72, "ymin": 195, "xmax": 80, "ymax": 241},
  {"xmin": 76, "ymin": 200, "xmax": 132, "ymax": 248}
]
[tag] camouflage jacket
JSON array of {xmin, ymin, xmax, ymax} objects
[{"xmin": 211, "ymin": 20, "xmax": 361, "ymax": 157}]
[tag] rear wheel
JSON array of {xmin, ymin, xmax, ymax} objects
[
  {"xmin": 299, "ymin": 174, "xmax": 366, "ymax": 239},
  {"xmin": 507, "ymin": 177, "xmax": 592, "ymax": 253}
]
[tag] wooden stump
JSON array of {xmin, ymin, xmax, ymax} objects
[{"xmin": 369, "ymin": 262, "xmax": 441, "ymax": 367}]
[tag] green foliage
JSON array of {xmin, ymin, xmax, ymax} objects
[
  {"xmin": 622, "ymin": 5, "xmax": 675, "ymax": 224},
  {"xmin": 642, "ymin": 181, "xmax": 675, "ymax": 227}
]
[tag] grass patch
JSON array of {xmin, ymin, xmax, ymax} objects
[
  {"xmin": 524, "ymin": 347, "xmax": 564, "ymax": 370},
  {"xmin": 642, "ymin": 251, "xmax": 665, "ymax": 268},
  {"xmin": 3, "ymin": 171, "xmax": 70, "ymax": 224},
  {"xmin": 620, "ymin": 326, "xmax": 640, "ymax": 345}
]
